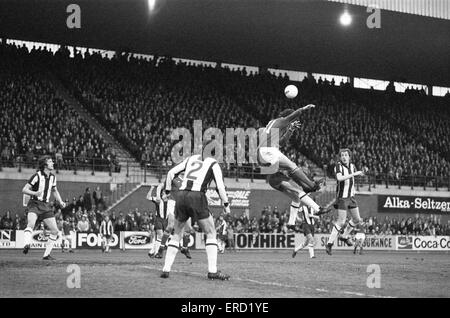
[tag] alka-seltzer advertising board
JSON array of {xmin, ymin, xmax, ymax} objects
[{"xmin": 378, "ymin": 195, "xmax": 450, "ymax": 214}]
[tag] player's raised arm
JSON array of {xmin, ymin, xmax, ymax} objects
[
  {"xmin": 211, "ymin": 163, "xmax": 230, "ymax": 213},
  {"xmin": 165, "ymin": 157, "xmax": 189, "ymax": 192},
  {"xmin": 335, "ymin": 166, "xmax": 365, "ymax": 182},
  {"xmin": 283, "ymin": 104, "xmax": 315, "ymax": 123}
]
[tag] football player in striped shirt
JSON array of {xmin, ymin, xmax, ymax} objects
[
  {"xmin": 100, "ymin": 214, "xmax": 114, "ymax": 253},
  {"xmin": 292, "ymin": 204, "xmax": 319, "ymax": 259},
  {"xmin": 160, "ymin": 140, "xmax": 230, "ymax": 280},
  {"xmin": 259, "ymin": 104, "xmax": 331, "ymax": 227},
  {"xmin": 326, "ymin": 148, "xmax": 366, "ymax": 255},
  {"xmin": 22, "ymin": 156, "xmax": 66, "ymax": 260},
  {"xmin": 215, "ymin": 214, "xmax": 227, "ymax": 254},
  {"xmin": 146, "ymin": 179, "xmax": 193, "ymax": 259}
]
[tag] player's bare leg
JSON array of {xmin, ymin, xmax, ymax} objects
[
  {"xmin": 155, "ymin": 213, "xmax": 175, "ymax": 257},
  {"xmin": 42, "ymin": 217, "xmax": 59, "ymax": 260},
  {"xmin": 197, "ymin": 215, "xmax": 230, "ymax": 280},
  {"xmin": 326, "ymin": 209, "xmax": 347, "ymax": 255},
  {"xmin": 341, "ymin": 207, "xmax": 362, "ymax": 243},
  {"xmin": 23, "ymin": 212, "xmax": 38, "ymax": 254},
  {"xmin": 269, "ymin": 177, "xmax": 331, "ymax": 229},
  {"xmin": 293, "ymin": 233, "xmax": 315, "ymax": 258},
  {"xmin": 66, "ymin": 234, "xmax": 74, "ymax": 253},
  {"xmin": 161, "ymin": 218, "xmax": 184, "ymax": 278},
  {"xmin": 106, "ymin": 237, "xmax": 112, "ymax": 253},
  {"xmin": 277, "ymin": 153, "xmax": 321, "ymax": 193},
  {"xmin": 180, "ymin": 218, "xmax": 193, "ymax": 259}
]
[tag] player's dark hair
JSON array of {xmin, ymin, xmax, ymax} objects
[
  {"xmin": 279, "ymin": 108, "xmax": 294, "ymax": 117},
  {"xmin": 38, "ymin": 155, "xmax": 52, "ymax": 170}
]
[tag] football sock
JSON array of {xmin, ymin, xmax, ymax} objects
[
  {"xmin": 294, "ymin": 242, "xmax": 307, "ymax": 252},
  {"xmin": 342, "ymin": 221, "xmax": 357, "ymax": 238},
  {"xmin": 328, "ymin": 224, "xmax": 341, "ymax": 245},
  {"xmin": 43, "ymin": 234, "xmax": 57, "ymax": 257},
  {"xmin": 154, "ymin": 238, "xmax": 162, "ymax": 254},
  {"xmin": 24, "ymin": 227, "xmax": 33, "ymax": 246},
  {"xmin": 288, "ymin": 202, "xmax": 300, "ymax": 225},
  {"xmin": 160, "ymin": 232, "xmax": 170, "ymax": 248},
  {"xmin": 299, "ymin": 195, "xmax": 320, "ymax": 213},
  {"xmin": 308, "ymin": 245, "xmax": 315, "ymax": 258},
  {"xmin": 205, "ymin": 238, "xmax": 218, "ymax": 273},
  {"xmin": 162, "ymin": 240, "xmax": 180, "ymax": 272},
  {"xmin": 182, "ymin": 233, "xmax": 190, "ymax": 248},
  {"xmin": 288, "ymin": 167, "xmax": 316, "ymax": 192}
]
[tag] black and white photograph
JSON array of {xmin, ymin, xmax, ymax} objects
[{"xmin": 0, "ymin": 0, "xmax": 449, "ymax": 302}]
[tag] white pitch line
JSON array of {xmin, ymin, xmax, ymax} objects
[{"xmin": 140, "ymin": 265, "xmax": 396, "ymax": 298}]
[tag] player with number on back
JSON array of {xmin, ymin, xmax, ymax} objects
[
  {"xmin": 326, "ymin": 148, "xmax": 367, "ymax": 255},
  {"xmin": 258, "ymin": 104, "xmax": 331, "ymax": 231},
  {"xmin": 160, "ymin": 140, "xmax": 230, "ymax": 280}
]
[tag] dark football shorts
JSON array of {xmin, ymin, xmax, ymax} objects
[
  {"xmin": 154, "ymin": 216, "xmax": 168, "ymax": 231},
  {"xmin": 268, "ymin": 172, "xmax": 290, "ymax": 190},
  {"xmin": 175, "ymin": 191, "xmax": 211, "ymax": 223},
  {"xmin": 27, "ymin": 199, "xmax": 54, "ymax": 221},
  {"xmin": 333, "ymin": 197, "xmax": 358, "ymax": 210},
  {"xmin": 301, "ymin": 223, "xmax": 315, "ymax": 236}
]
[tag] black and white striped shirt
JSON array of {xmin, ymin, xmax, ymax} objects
[
  {"xmin": 27, "ymin": 170, "xmax": 57, "ymax": 203},
  {"xmin": 147, "ymin": 184, "xmax": 173, "ymax": 219},
  {"xmin": 301, "ymin": 205, "xmax": 315, "ymax": 226},
  {"xmin": 334, "ymin": 162, "xmax": 356, "ymax": 199},
  {"xmin": 100, "ymin": 220, "xmax": 113, "ymax": 236},
  {"xmin": 165, "ymin": 154, "xmax": 225, "ymax": 193}
]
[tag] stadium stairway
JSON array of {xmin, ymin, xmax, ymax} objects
[
  {"xmin": 48, "ymin": 73, "xmax": 142, "ymax": 174},
  {"xmin": 105, "ymin": 183, "xmax": 143, "ymax": 213}
]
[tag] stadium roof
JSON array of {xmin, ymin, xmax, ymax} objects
[
  {"xmin": 327, "ymin": 0, "xmax": 450, "ymax": 20},
  {"xmin": 1, "ymin": 0, "xmax": 449, "ymax": 87}
]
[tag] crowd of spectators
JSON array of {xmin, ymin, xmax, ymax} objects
[
  {"xmin": 51, "ymin": 45, "xmax": 449, "ymax": 184},
  {"xmin": 2, "ymin": 199, "xmax": 450, "ymax": 237},
  {"xmin": 0, "ymin": 43, "xmax": 119, "ymax": 172},
  {"xmin": 217, "ymin": 206, "xmax": 450, "ymax": 237},
  {"xmin": 1, "ymin": 42, "xmax": 449, "ymax": 185}
]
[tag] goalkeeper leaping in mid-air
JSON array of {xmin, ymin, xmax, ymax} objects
[{"xmin": 257, "ymin": 104, "xmax": 331, "ymax": 227}]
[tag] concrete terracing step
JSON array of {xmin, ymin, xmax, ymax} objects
[{"xmin": 48, "ymin": 73, "xmax": 140, "ymax": 169}]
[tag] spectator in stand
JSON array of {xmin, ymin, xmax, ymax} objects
[
  {"xmin": 90, "ymin": 218, "xmax": 100, "ymax": 234},
  {"xmin": 1, "ymin": 211, "xmax": 14, "ymax": 229},
  {"xmin": 93, "ymin": 186, "xmax": 104, "ymax": 209},
  {"xmin": 77, "ymin": 215, "xmax": 90, "ymax": 233},
  {"xmin": 83, "ymin": 188, "xmax": 92, "ymax": 212},
  {"xmin": 76, "ymin": 196, "xmax": 85, "ymax": 211}
]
